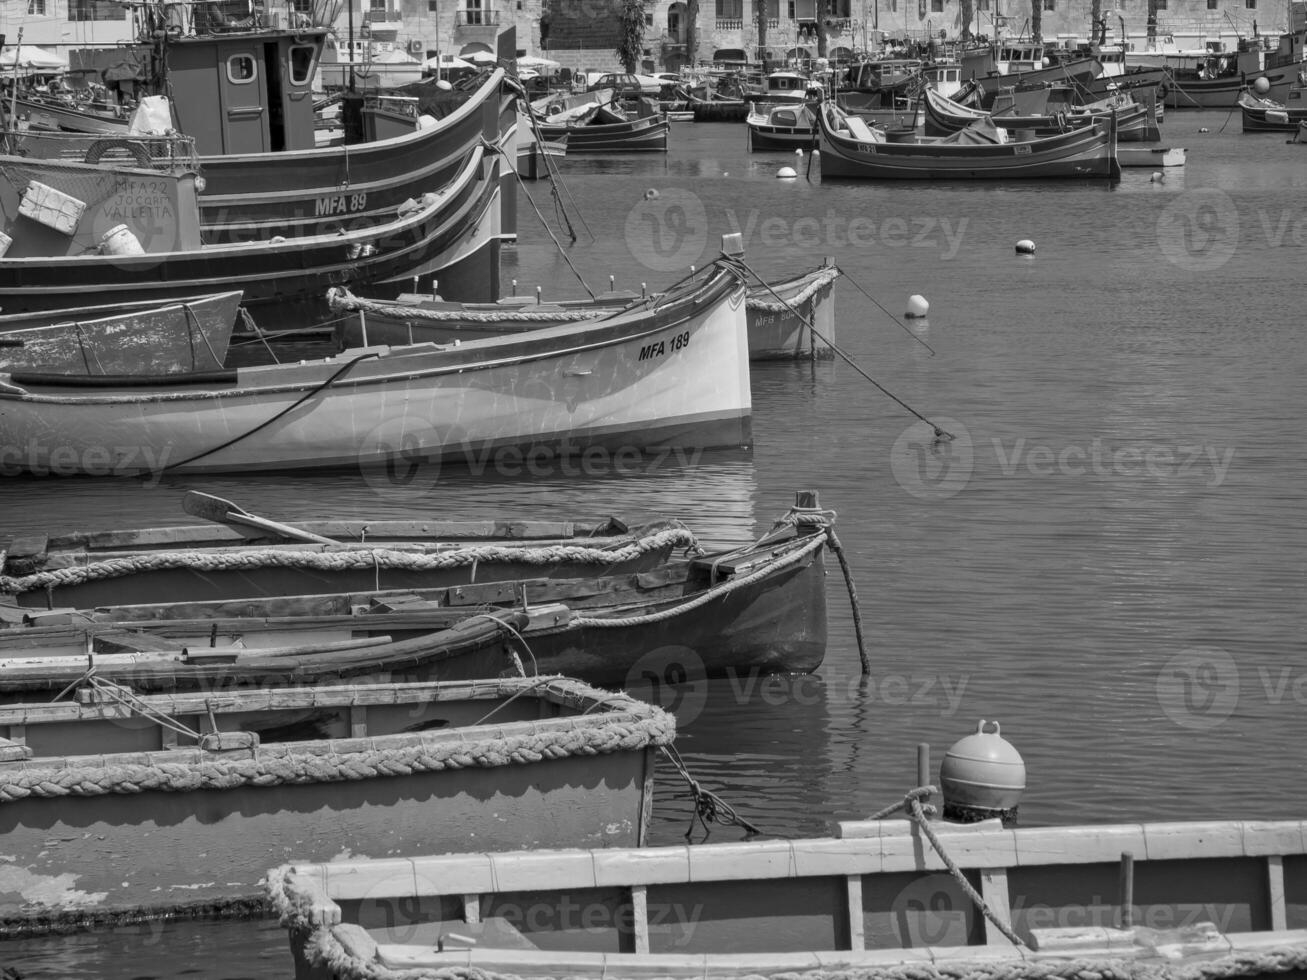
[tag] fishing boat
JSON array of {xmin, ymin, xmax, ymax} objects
[
  {"xmin": 835, "ymin": 57, "xmax": 925, "ymax": 116},
  {"xmin": 0, "ymin": 238, "xmax": 748, "ymax": 470},
  {"xmin": 0, "ymin": 495, "xmax": 701, "ymax": 609},
  {"xmin": 1238, "ymin": 88, "xmax": 1307, "ymax": 131},
  {"xmin": 818, "ymin": 104, "xmax": 1121, "ymax": 181},
  {"xmin": 0, "ymin": 675, "xmax": 674, "ymax": 933},
  {"xmin": 13, "ymin": 93, "xmax": 132, "ymax": 136},
  {"xmin": 0, "ymin": 291, "xmax": 241, "ymax": 375},
  {"xmin": 533, "ymin": 97, "xmax": 669, "ymax": 152},
  {"xmin": 271, "ymin": 795, "xmax": 1307, "ymax": 980},
  {"xmin": 746, "ymin": 101, "xmax": 819, "ymax": 151},
  {"xmin": 0, "ymin": 495, "xmax": 837, "ymax": 692},
  {"xmin": 923, "ymin": 87, "xmax": 1157, "ymax": 142},
  {"xmin": 1161, "ymin": 32, "xmax": 1307, "ymax": 108},
  {"xmin": 328, "ymin": 261, "xmax": 840, "ymax": 361},
  {"xmin": 0, "ymin": 141, "xmax": 506, "ymax": 312},
  {"xmin": 961, "ymin": 40, "xmax": 1104, "ymax": 92}
]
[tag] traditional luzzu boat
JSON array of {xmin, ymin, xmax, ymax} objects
[
  {"xmin": 327, "ymin": 261, "xmax": 840, "ymax": 361},
  {"xmin": 0, "ymin": 237, "xmax": 750, "ymax": 471},
  {"xmin": 1238, "ymin": 88, "xmax": 1307, "ymax": 131},
  {"xmin": 531, "ymin": 96, "xmax": 669, "ymax": 152},
  {"xmin": 1160, "ymin": 33, "xmax": 1307, "ymax": 108},
  {"xmin": 270, "ymin": 725, "xmax": 1307, "ymax": 980},
  {"xmin": 818, "ymin": 104, "xmax": 1120, "ymax": 181},
  {"xmin": 0, "ymin": 140, "xmax": 505, "ymax": 313},
  {"xmin": 922, "ymin": 87, "xmax": 1157, "ymax": 143},
  {"xmin": 0, "ymin": 291, "xmax": 242, "ymax": 375},
  {"xmin": 0, "ymin": 495, "xmax": 703, "ymax": 609},
  {"xmin": 746, "ymin": 101, "xmax": 820, "ymax": 151},
  {"xmin": 0, "ymin": 675, "xmax": 675, "ymax": 934},
  {"xmin": 0, "ymin": 494, "xmax": 839, "ymax": 692},
  {"xmin": 12, "ymin": 93, "xmax": 133, "ymax": 136}
]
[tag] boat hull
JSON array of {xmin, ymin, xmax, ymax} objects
[
  {"xmin": 15, "ymin": 96, "xmax": 131, "ymax": 135},
  {"xmin": 535, "ymin": 114, "xmax": 669, "ymax": 152},
  {"xmin": 1167, "ymin": 62, "xmax": 1307, "ymax": 107},
  {"xmin": 818, "ymin": 107, "xmax": 1120, "ymax": 180},
  {"xmin": 924, "ymin": 89, "xmax": 1156, "ymax": 142},
  {"xmin": 1118, "ymin": 146, "xmax": 1186, "ymax": 167},
  {"xmin": 0, "ymin": 678, "xmax": 670, "ymax": 933},
  {"xmin": 1239, "ymin": 92, "xmax": 1307, "ymax": 131},
  {"xmin": 0, "ymin": 292, "xmax": 241, "ymax": 375}
]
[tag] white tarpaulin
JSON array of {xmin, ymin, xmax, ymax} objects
[
  {"xmin": 517, "ymin": 55, "xmax": 560, "ymax": 71},
  {"xmin": 422, "ymin": 53, "xmax": 474, "ymax": 70},
  {"xmin": 1, "ymin": 45, "xmax": 67, "ymax": 71}
]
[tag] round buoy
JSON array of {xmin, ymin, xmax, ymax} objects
[
  {"xmin": 940, "ymin": 720, "xmax": 1026, "ymax": 825},
  {"xmin": 905, "ymin": 294, "xmax": 930, "ymax": 318},
  {"xmin": 1150, "ymin": 171, "xmax": 1165, "ymax": 183},
  {"xmin": 1199, "ymin": 127, "xmax": 1210, "ymax": 133},
  {"xmin": 1015, "ymin": 239, "xmax": 1036, "ymax": 254},
  {"xmin": 436, "ymin": 79, "xmax": 453, "ymax": 91},
  {"xmin": 777, "ymin": 166, "xmax": 798, "ymax": 178},
  {"xmin": 795, "ymin": 148, "xmax": 804, "ymax": 156},
  {"xmin": 644, "ymin": 189, "xmax": 660, "ymax": 201},
  {"xmin": 1254, "ymin": 76, "xmax": 1271, "ymax": 95}
]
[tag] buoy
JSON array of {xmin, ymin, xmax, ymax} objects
[
  {"xmin": 1254, "ymin": 76, "xmax": 1271, "ymax": 94},
  {"xmin": 795, "ymin": 148, "xmax": 804, "ymax": 156},
  {"xmin": 905, "ymin": 294, "xmax": 929, "ymax": 318},
  {"xmin": 777, "ymin": 166, "xmax": 798, "ymax": 178},
  {"xmin": 940, "ymin": 720, "xmax": 1026, "ymax": 825},
  {"xmin": 644, "ymin": 188, "xmax": 659, "ymax": 200},
  {"xmin": 1150, "ymin": 171, "xmax": 1165, "ymax": 183},
  {"xmin": 100, "ymin": 224, "xmax": 145, "ymax": 256},
  {"xmin": 1015, "ymin": 239, "xmax": 1036, "ymax": 254},
  {"xmin": 436, "ymin": 80, "xmax": 453, "ymax": 91},
  {"xmin": 1199, "ymin": 127, "xmax": 1210, "ymax": 133}
]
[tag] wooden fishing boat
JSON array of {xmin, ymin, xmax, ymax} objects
[
  {"xmin": 328, "ymin": 261, "xmax": 840, "ymax": 361},
  {"xmin": 923, "ymin": 87, "xmax": 1156, "ymax": 142},
  {"xmin": 818, "ymin": 104, "xmax": 1121, "ymax": 181},
  {"xmin": 0, "ymin": 496, "xmax": 835, "ymax": 691},
  {"xmin": 0, "ymin": 291, "xmax": 241, "ymax": 375},
  {"xmin": 0, "ymin": 675, "xmax": 674, "ymax": 933},
  {"xmin": 271, "ymin": 804, "xmax": 1307, "ymax": 980},
  {"xmin": 0, "ymin": 493, "xmax": 703, "ymax": 609},
  {"xmin": 534, "ymin": 99, "xmax": 669, "ymax": 152},
  {"xmin": 746, "ymin": 101, "xmax": 819, "ymax": 151},
  {"xmin": 14, "ymin": 94, "xmax": 132, "ymax": 135},
  {"xmin": 1239, "ymin": 89, "xmax": 1307, "ymax": 131},
  {"xmin": 1161, "ymin": 32, "xmax": 1307, "ymax": 108},
  {"xmin": 0, "ymin": 242, "xmax": 748, "ymax": 471},
  {"xmin": 0, "ymin": 142, "xmax": 506, "ymax": 313}
]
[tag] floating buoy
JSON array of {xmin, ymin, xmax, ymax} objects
[
  {"xmin": 1150, "ymin": 171, "xmax": 1165, "ymax": 183},
  {"xmin": 1015, "ymin": 239, "xmax": 1036, "ymax": 254},
  {"xmin": 644, "ymin": 188, "xmax": 659, "ymax": 201},
  {"xmin": 795, "ymin": 147, "xmax": 804, "ymax": 156},
  {"xmin": 777, "ymin": 166, "xmax": 798, "ymax": 178},
  {"xmin": 940, "ymin": 720, "xmax": 1026, "ymax": 825},
  {"xmin": 1254, "ymin": 76, "xmax": 1271, "ymax": 94},
  {"xmin": 905, "ymin": 294, "xmax": 930, "ymax": 318},
  {"xmin": 1199, "ymin": 127, "xmax": 1210, "ymax": 133}
]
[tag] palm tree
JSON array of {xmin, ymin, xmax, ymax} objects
[
  {"xmin": 1031, "ymin": 0, "xmax": 1041, "ymax": 42},
  {"xmin": 756, "ymin": 0, "xmax": 769, "ymax": 65},
  {"xmin": 1146, "ymin": 0, "xmax": 1158, "ymax": 40},
  {"xmin": 686, "ymin": 0, "xmax": 699, "ymax": 66},
  {"xmin": 961, "ymin": 0, "xmax": 973, "ymax": 39},
  {"xmin": 616, "ymin": 0, "xmax": 646, "ymax": 72}
]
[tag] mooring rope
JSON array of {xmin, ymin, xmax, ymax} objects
[
  {"xmin": 836, "ymin": 267, "xmax": 937, "ymax": 356},
  {"xmin": 659, "ymin": 743, "xmax": 762, "ymax": 842}
]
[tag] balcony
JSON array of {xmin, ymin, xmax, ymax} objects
[
  {"xmin": 456, "ymin": 9, "xmax": 501, "ymax": 24},
  {"xmin": 715, "ymin": 17, "xmax": 743, "ymax": 28}
]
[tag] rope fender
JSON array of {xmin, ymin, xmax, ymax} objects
[
  {"xmin": 0, "ymin": 527, "xmax": 698, "ymax": 597},
  {"xmin": 0, "ymin": 711, "xmax": 675, "ymax": 804},
  {"xmin": 745, "ymin": 265, "xmax": 841, "ymax": 313}
]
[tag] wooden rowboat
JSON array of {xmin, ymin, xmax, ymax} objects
[
  {"xmin": 0, "ymin": 497, "xmax": 834, "ymax": 691},
  {"xmin": 327, "ymin": 261, "xmax": 840, "ymax": 360},
  {"xmin": 1238, "ymin": 89, "xmax": 1307, "ymax": 132},
  {"xmin": 0, "ymin": 676, "xmax": 674, "ymax": 933},
  {"xmin": 922, "ymin": 87, "xmax": 1157, "ymax": 142},
  {"xmin": 271, "ymin": 805, "xmax": 1307, "ymax": 980},
  {"xmin": 534, "ymin": 103, "xmax": 669, "ymax": 153},
  {"xmin": 0, "ymin": 243, "xmax": 749, "ymax": 472},
  {"xmin": 0, "ymin": 291, "xmax": 241, "ymax": 375},
  {"xmin": 818, "ymin": 103, "xmax": 1120, "ymax": 181},
  {"xmin": 746, "ymin": 101, "xmax": 819, "ymax": 151}
]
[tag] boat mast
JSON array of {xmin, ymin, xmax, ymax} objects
[{"xmin": 348, "ymin": 0, "xmax": 357, "ymax": 91}]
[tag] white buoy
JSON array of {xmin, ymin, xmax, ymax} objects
[
  {"xmin": 1150, "ymin": 171, "xmax": 1165, "ymax": 183},
  {"xmin": 1015, "ymin": 239, "xmax": 1036, "ymax": 254},
  {"xmin": 1254, "ymin": 76, "xmax": 1271, "ymax": 95},
  {"xmin": 644, "ymin": 188, "xmax": 660, "ymax": 200},
  {"xmin": 795, "ymin": 148, "xmax": 804, "ymax": 156},
  {"xmin": 905, "ymin": 294, "xmax": 930, "ymax": 318},
  {"xmin": 777, "ymin": 166, "xmax": 798, "ymax": 178},
  {"xmin": 1199, "ymin": 127, "xmax": 1210, "ymax": 133}
]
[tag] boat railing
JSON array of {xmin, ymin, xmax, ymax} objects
[{"xmin": 2, "ymin": 129, "xmax": 202, "ymax": 175}]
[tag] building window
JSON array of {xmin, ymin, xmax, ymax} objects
[
  {"xmin": 716, "ymin": 0, "xmax": 742, "ymax": 16},
  {"xmin": 227, "ymin": 54, "xmax": 257, "ymax": 83},
  {"xmin": 27, "ymin": 0, "xmax": 46, "ymax": 12},
  {"xmin": 429, "ymin": 0, "xmax": 438, "ymax": 8},
  {"xmin": 68, "ymin": 0, "xmax": 124, "ymax": 19},
  {"xmin": 1043, "ymin": 0, "xmax": 1054, "ymax": 8},
  {"xmin": 977, "ymin": 0, "xmax": 989, "ymax": 9},
  {"xmin": 1245, "ymin": 0, "xmax": 1255, "ymax": 8},
  {"xmin": 1206, "ymin": 0, "xmax": 1217, "ymax": 7},
  {"xmin": 1154, "ymin": 0, "xmax": 1165, "ymax": 7},
  {"xmin": 787, "ymin": 0, "xmax": 795, "ymax": 15},
  {"xmin": 889, "ymin": 0, "xmax": 896, "ymax": 12}
]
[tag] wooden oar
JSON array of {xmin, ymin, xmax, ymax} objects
[{"xmin": 182, "ymin": 491, "xmax": 338, "ymax": 546}]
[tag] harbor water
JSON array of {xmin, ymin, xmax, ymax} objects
[{"xmin": 2, "ymin": 109, "xmax": 1305, "ymax": 976}]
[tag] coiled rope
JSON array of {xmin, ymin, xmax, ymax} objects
[{"xmin": 0, "ymin": 527, "xmax": 698, "ymax": 597}]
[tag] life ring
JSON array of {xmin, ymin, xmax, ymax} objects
[{"xmin": 84, "ymin": 138, "xmax": 153, "ymax": 168}]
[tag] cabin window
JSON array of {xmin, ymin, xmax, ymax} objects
[
  {"xmin": 227, "ymin": 54, "xmax": 257, "ymax": 83},
  {"xmin": 775, "ymin": 109, "xmax": 797, "ymax": 125},
  {"xmin": 68, "ymin": 0, "xmax": 124, "ymax": 20},
  {"xmin": 1245, "ymin": 0, "xmax": 1255, "ymax": 8},
  {"xmin": 289, "ymin": 44, "xmax": 316, "ymax": 84}
]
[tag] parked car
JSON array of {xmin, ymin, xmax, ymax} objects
[{"xmin": 586, "ymin": 72, "xmax": 663, "ymax": 96}]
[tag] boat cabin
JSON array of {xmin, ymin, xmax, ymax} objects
[
  {"xmin": 843, "ymin": 59, "xmax": 922, "ymax": 92},
  {"xmin": 162, "ymin": 27, "xmax": 327, "ymax": 155},
  {"xmin": 923, "ymin": 63, "xmax": 962, "ymax": 97},
  {"xmin": 996, "ymin": 43, "xmax": 1046, "ymax": 72},
  {"xmin": 763, "ymin": 70, "xmax": 821, "ymax": 102}
]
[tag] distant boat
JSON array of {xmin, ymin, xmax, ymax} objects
[
  {"xmin": 1117, "ymin": 145, "xmax": 1186, "ymax": 167},
  {"xmin": 747, "ymin": 101, "xmax": 819, "ymax": 150},
  {"xmin": 818, "ymin": 104, "xmax": 1121, "ymax": 181},
  {"xmin": 923, "ymin": 87, "xmax": 1157, "ymax": 142},
  {"xmin": 1238, "ymin": 88, "xmax": 1307, "ymax": 131},
  {"xmin": 328, "ymin": 260, "xmax": 841, "ymax": 361},
  {"xmin": 0, "ymin": 243, "xmax": 751, "ymax": 474},
  {"xmin": 0, "ymin": 291, "xmax": 241, "ymax": 375},
  {"xmin": 0, "ymin": 675, "xmax": 674, "ymax": 932},
  {"xmin": 13, "ymin": 94, "xmax": 131, "ymax": 135},
  {"xmin": 533, "ymin": 96, "xmax": 669, "ymax": 152}
]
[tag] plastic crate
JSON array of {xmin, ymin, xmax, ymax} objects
[{"xmin": 18, "ymin": 181, "xmax": 88, "ymax": 236}]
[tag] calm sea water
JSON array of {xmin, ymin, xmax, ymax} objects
[{"xmin": 3, "ymin": 107, "xmax": 1306, "ymax": 977}]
